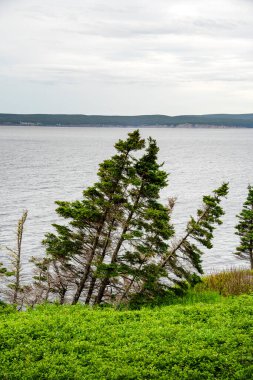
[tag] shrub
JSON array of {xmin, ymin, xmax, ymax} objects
[
  {"xmin": 198, "ymin": 267, "xmax": 253, "ymax": 296},
  {"xmin": 0, "ymin": 295, "xmax": 252, "ymax": 379}
]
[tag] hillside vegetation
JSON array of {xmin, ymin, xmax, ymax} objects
[
  {"xmin": 1, "ymin": 113, "xmax": 253, "ymax": 127},
  {"xmin": 0, "ymin": 294, "xmax": 252, "ymax": 379}
]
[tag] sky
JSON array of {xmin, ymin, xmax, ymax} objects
[{"xmin": 0, "ymin": 0, "xmax": 253, "ymax": 115}]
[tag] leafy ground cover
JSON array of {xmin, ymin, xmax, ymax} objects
[{"xmin": 0, "ymin": 294, "xmax": 252, "ymax": 379}]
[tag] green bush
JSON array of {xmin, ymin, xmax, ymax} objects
[
  {"xmin": 0, "ymin": 295, "xmax": 252, "ymax": 379},
  {"xmin": 0, "ymin": 301, "xmax": 16, "ymax": 315}
]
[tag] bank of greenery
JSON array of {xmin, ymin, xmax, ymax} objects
[{"xmin": 0, "ymin": 292, "xmax": 252, "ymax": 380}]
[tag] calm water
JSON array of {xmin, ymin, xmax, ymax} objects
[{"xmin": 1, "ymin": 126, "xmax": 253, "ymax": 278}]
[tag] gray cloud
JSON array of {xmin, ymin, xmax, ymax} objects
[{"xmin": 0, "ymin": 0, "xmax": 252, "ymax": 114}]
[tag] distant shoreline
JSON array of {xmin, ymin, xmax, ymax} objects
[
  {"xmin": 0, "ymin": 124, "xmax": 252, "ymax": 129},
  {"xmin": 1, "ymin": 113, "xmax": 253, "ymax": 128}
]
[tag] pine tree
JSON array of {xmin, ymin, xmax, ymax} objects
[
  {"xmin": 94, "ymin": 137, "xmax": 174, "ymax": 304},
  {"xmin": 234, "ymin": 185, "xmax": 253, "ymax": 269},
  {"xmin": 41, "ymin": 131, "xmax": 229, "ymax": 306},
  {"xmin": 42, "ymin": 130, "xmax": 149, "ymax": 304},
  {"xmin": 132, "ymin": 183, "xmax": 229, "ymax": 302}
]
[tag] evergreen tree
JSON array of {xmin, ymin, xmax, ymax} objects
[
  {"xmin": 43, "ymin": 130, "xmax": 149, "ymax": 304},
  {"xmin": 41, "ymin": 131, "xmax": 229, "ymax": 305},
  {"xmin": 234, "ymin": 185, "xmax": 253, "ymax": 269},
  {"xmin": 94, "ymin": 137, "xmax": 174, "ymax": 304},
  {"xmin": 133, "ymin": 183, "xmax": 229, "ymax": 302}
]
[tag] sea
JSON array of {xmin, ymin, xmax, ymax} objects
[{"xmin": 1, "ymin": 125, "xmax": 253, "ymax": 279}]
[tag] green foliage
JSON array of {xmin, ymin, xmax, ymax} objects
[
  {"xmin": 0, "ymin": 262, "xmax": 12, "ymax": 277},
  {"xmin": 0, "ymin": 301, "xmax": 16, "ymax": 314},
  {"xmin": 40, "ymin": 130, "xmax": 228, "ymax": 306},
  {"xmin": 144, "ymin": 183, "xmax": 229, "ymax": 296},
  {"xmin": 42, "ymin": 130, "xmax": 175, "ymax": 305},
  {"xmin": 234, "ymin": 185, "xmax": 253, "ymax": 269},
  {"xmin": 0, "ymin": 295, "xmax": 252, "ymax": 379},
  {"xmin": 128, "ymin": 288, "xmax": 222, "ymax": 309}
]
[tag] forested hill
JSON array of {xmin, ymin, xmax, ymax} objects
[{"xmin": 1, "ymin": 113, "xmax": 253, "ymax": 127}]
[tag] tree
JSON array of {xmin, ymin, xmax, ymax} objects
[
  {"xmin": 234, "ymin": 185, "xmax": 253, "ymax": 269},
  {"xmin": 0, "ymin": 211, "xmax": 28, "ymax": 306},
  {"xmin": 140, "ymin": 182, "xmax": 229, "ymax": 298},
  {"xmin": 41, "ymin": 131, "xmax": 229, "ymax": 306},
  {"xmin": 42, "ymin": 130, "xmax": 158, "ymax": 305},
  {"xmin": 94, "ymin": 137, "xmax": 174, "ymax": 304},
  {"xmin": 6, "ymin": 210, "xmax": 28, "ymax": 305},
  {"xmin": 42, "ymin": 131, "xmax": 174, "ymax": 304}
]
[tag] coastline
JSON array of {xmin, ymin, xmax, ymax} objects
[{"xmin": 1, "ymin": 123, "xmax": 253, "ymax": 128}]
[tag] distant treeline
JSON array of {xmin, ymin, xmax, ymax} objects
[{"xmin": 1, "ymin": 113, "xmax": 253, "ymax": 127}]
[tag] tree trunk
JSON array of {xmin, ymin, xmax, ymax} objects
[
  {"xmin": 72, "ymin": 152, "xmax": 131, "ymax": 304},
  {"xmin": 250, "ymin": 241, "xmax": 253, "ymax": 270},
  {"xmin": 95, "ymin": 186, "xmax": 143, "ymax": 304},
  {"xmin": 85, "ymin": 218, "xmax": 116, "ymax": 304}
]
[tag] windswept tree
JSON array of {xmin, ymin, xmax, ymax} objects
[
  {"xmin": 0, "ymin": 211, "xmax": 28, "ymax": 305},
  {"xmin": 7, "ymin": 210, "xmax": 28, "ymax": 305},
  {"xmin": 43, "ymin": 130, "xmax": 152, "ymax": 304},
  {"xmin": 234, "ymin": 185, "xmax": 253, "ymax": 269},
  {"xmin": 94, "ymin": 137, "xmax": 174, "ymax": 305},
  {"xmin": 41, "ymin": 131, "xmax": 229, "ymax": 305},
  {"xmin": 138, "ymin": 182, "xmax": 229, "ymax": 302}
]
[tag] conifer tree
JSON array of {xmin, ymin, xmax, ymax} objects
[
  {"xmin": 43, "ymin": 130, "xmax": 149, "ymax": 304},
  {"xmin": 42, "ymin": 131, "xmax": 229, "ymax": 305},
  {"xmin": 94, "ymin": 137, "xmax": 174, "ymax": 304},
  {"xmin": 130, "ymin": 183, "xmax": 229, "ymax": 302},
  {"xmin": 234, "ymin": 185, "xmax": 253, "ymax": 269}
]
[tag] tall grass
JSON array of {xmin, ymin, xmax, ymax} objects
[{"xmin": 198, "ymin": 267, "xmax": 253, "ymax": 296}]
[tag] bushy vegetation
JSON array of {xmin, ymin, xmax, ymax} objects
[
  {"xmin": 0, "ymin": 294, "xmax": 252, "ymax": 379},
  {"xmin": 197, "ymin": 268, "xmax": 253, "ymax": 296}
]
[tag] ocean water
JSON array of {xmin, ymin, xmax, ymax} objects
[{"xmin": 1, "ymin": 125, "xmax": 253, "ymax": 278}]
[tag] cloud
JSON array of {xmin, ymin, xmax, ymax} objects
[{"xmin": 0, "ymin": 0, "xmax": 252, "ymax": 114}]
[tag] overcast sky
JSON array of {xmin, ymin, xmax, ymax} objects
[{"xmin": 0, "ymin": 0, "xmax": 253, "ymax": 115}]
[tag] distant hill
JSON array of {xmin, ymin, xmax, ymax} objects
[{"xmin": 1, "ymin": 113, "xmax": 253, "ymax": 127}]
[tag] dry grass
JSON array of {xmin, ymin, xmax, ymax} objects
[{"xmin": 198, "ymin": 267, "xmax": 253, "ymax": 296}]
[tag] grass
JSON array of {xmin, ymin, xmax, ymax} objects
[
  {"xmin": 0, "ymin": 293, "xmax": 252, "ymax": 379},
  {"xmin": 197, "ymin": 268, "xmax": 253, "ymax": 296}
]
